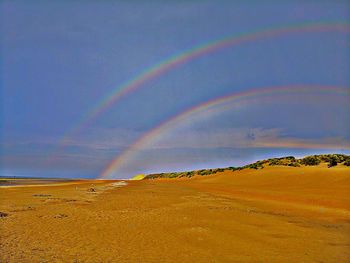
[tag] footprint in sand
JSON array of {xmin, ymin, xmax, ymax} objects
[{"xmin": 0, "ymin": 211, "xmax": 9, "ymax": 218}]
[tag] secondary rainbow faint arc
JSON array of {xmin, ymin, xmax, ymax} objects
[
  {"xmin": 59, "ymin": 21, "xmax": 350, "ymax": 146},
  {"xmin": 98, "ymin": 85, "xmax": 350, "ymax": 179}
]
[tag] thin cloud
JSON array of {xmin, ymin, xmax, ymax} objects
[{"xmin": 149, "ymin": 127, "xmax": 350, "ymax": 150}]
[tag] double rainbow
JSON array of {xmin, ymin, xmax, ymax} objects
[{"xmin": 58, "ymin": 22, "xmax": 349, "ymax": 146}]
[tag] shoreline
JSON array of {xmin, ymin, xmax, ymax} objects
[{"xmin": 0, "ymin": 179, "xmax": 126, "ymax": 188}]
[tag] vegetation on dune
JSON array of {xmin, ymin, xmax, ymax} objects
[
  {"xmin": 143, "ymin": 154, "xmax": 350, "ymax": 180},
  {"xmin": 268, "ymin": 156, "xmax": 300, "ymax": 167},
  {"xmin": 300, "ymin": 155, "xmax": 321, "ymax": 166},
  {"xmin": 299, "ymin": 154, "xmax": 350, "ymax": 167},
  {"xmin": 327, "ymin": 156, "xmax": 338, "ymax": 168},
  {"xmin": 145, "ymin": 169, "xmax": 222, "ymax": 180},
  {"xmin": 344, "ymin": 158, "xmax": 350, "ymax": 166},
  {"xmin": 242, "ymin": 160, "xmax": 265, "ymax": 170}
]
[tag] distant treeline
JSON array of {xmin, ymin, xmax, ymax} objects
[{"xmin": 144, "ymin": 154, "xmax": 350, "ymax": 180}]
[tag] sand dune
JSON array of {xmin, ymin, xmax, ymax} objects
[{"xmin": 1, "ymin": 164, "xmax": 349, "ymax": 262}]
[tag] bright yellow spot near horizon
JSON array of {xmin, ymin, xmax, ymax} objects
[{"xmin": 130, "ymin": 174, "xmax": 145, "ymax": 180}]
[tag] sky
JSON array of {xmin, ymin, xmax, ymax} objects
[{"xmin": 1, "ymin": 0, "xmax": 350, "ymax": 179}]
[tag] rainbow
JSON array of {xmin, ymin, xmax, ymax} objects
[
  {"xmin": 98, "ymin": 85, "xmax": 350, "ymax": 179},
  {"xmin": 58, "ymin": 22, "xmax": 349, "ymax": 146}
]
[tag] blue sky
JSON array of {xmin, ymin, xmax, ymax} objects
[{"xmin": 1, "ymin": 1, "xmax": 350, "ymax": 178}]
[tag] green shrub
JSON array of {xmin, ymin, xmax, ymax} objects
[
  {"xmin": 328, "ymin": 156, "xmax": 338, "ymax": 168},
  {"xmin": 244, "ymin": 161, "xmax": 264, "ymax": 170},
  {"xmin": 268, "ymin": 158, "xmax": 279, "ymax": 166},
  {"xmin": 319, "ymin": 154, "xmax": 345, "ymax": 163},
  {"xmin": 285, "ymin": 156, "xmax": 296, "ymax": 160},
  {"xmin": 186, "ymin": 171, "xmax": 195, "ymax": 177},
  {"xmin": 268, "ymin": 156, "xmax": 297, "ymax": 166},
  {"xmin": 288, "ymin": 162, "xmax": 300, "ymax": 167},
  {"xmin": 301, "ymin": 156, "xmax": 321, "ymax": 166},
  {"xmin": 344, "ymin": 158, "xmax": 350, "ymax": 166}
]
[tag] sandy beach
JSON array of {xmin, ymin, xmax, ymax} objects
[{"xmin": 1, "ymin": 164, "xmax": 349, "ymax": 262}]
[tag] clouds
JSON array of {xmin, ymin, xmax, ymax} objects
[
  {"xmin": 2, "ymin": 126, "xmax": 350, "ymax": 179},
  {"xmin": 151, "ymin": 127, "xmax": 276, "ymax": 149},
  {"xmin": 251, "ymin": 136, "xmax": 350, "ymax": 150}
]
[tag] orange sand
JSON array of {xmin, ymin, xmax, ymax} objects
[{"xmin": 1, "ymin": 165, "xmax": 349, "ymax": 262}]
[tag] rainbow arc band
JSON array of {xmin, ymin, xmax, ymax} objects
[
  {"xmin": 57, "ymin": 22, "xmax": 350, "ymax": 147},
  {"xmin": 98, "ymin": 85, "xmax": 350, "ymax": 179}
]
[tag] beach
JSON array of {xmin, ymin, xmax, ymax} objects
[{"xmin": 1, "ymin": 164, "xmax": 349, "ymax": 262}]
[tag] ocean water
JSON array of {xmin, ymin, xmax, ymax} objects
[
  {"xmin": 0, "ymin": 178, "xmax": 77, "ymax": 187},
  {"xmin": 0, "ymin": 169, "xmax": 98, "ymax": 180}
]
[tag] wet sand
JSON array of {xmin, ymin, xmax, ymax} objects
[
  {"xmin": 1, "ymin": 165, "xmax": 349, "ymax": 262},
  {"xmin": 0, "ymin": 178, "xmax": 80, "ymax": 187}
]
